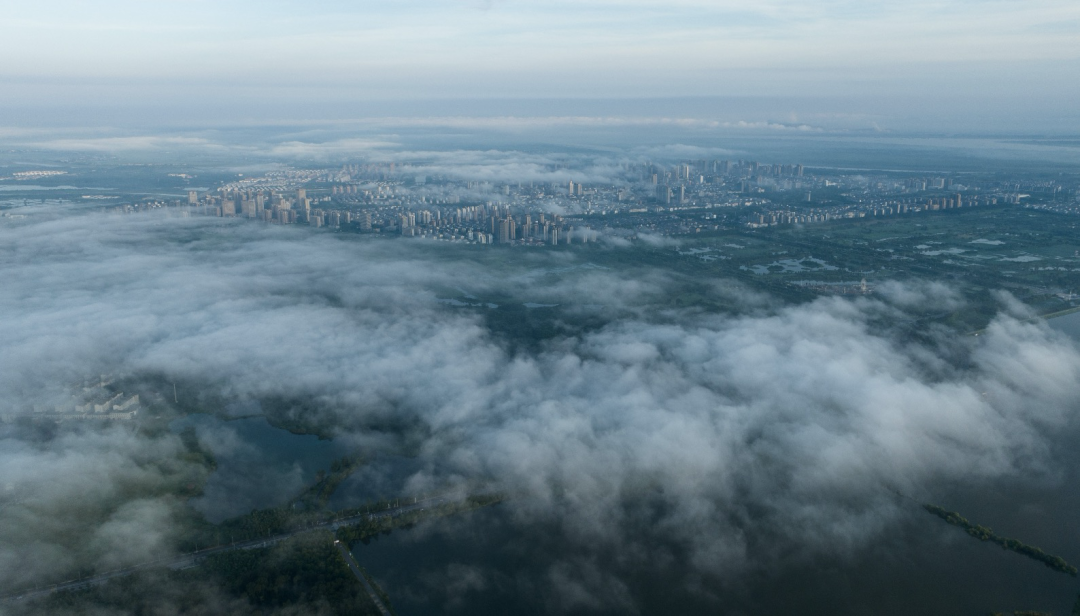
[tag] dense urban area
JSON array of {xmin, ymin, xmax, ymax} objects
[{"xmin": 12, "ymin": 159, "xmax": 1073, "ymax": 242}]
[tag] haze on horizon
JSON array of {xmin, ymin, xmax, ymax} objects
[{"xmin": 4, "ymin": 0, "xmax": 1080, "ymax": 134}]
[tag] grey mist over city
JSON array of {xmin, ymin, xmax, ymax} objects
[{"xmin": 2, "ymin": 2, "xmax": 1080, "ymax": 615}]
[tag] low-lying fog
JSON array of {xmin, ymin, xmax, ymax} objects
[{"xmin": 2, "ymin": 207, "xmax": 1078, "ymax": 613}]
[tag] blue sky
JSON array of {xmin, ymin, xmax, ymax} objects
[{"xmin": 3, "ymin": 1, "xmax": 1079, "ymax": 131}]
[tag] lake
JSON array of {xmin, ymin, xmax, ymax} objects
[{"xmin": 170, "ymin": 414, "xmax": 348, "ymax": 522}]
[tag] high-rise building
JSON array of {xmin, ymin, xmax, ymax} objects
[
  {"xmin": 656, "ymin": 185, "xmax": 671, "ymax": 204},
  {"xmin": 187, "ymin": 191, "xmax": 198, "ymax": 205}
]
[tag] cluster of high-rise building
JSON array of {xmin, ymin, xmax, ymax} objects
[
  {"xmin": 395, "ymin": 203, "xmax": 583, "ymax": 245},
  {"xmin": 745, "ymin": 193, "xmax": 989, "ymax": 228},
  {"xmin": 95, "ymin": 155, "xmax": 1080, "ymax": 245},
  {"xmin": 171, "ymin": 185, "xmax": 592, "ymax": 246},
  {"xmin": 190, "ymin": 188, "xmax": 319, "ymax": 224}
]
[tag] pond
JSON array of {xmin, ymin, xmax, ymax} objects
[{"xmin": 170, "ymin": 414, "xmax": 348, "ymax": 522}]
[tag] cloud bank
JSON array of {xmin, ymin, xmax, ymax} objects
[{"xmin": 1, "ymin": 207, "xmax": 1079, "ymax": 608}]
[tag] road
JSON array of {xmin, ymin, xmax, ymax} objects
[
  {"xmin": 1, "ymin": 495, "xmax": 451, "ymax": 604},
  {"xmin": 334, "ymin": 540, "xmax": 392, "ymax": 616}
]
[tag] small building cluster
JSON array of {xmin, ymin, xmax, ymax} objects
[{"xmin": 36, "ymin": 375, "xmax": 141, "ymax": 422}]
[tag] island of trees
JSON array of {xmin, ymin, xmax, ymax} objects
[{"xmin": 924, "ymin": 504, "xmax": 1077, "ymax": 577}]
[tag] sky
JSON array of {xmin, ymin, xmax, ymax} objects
[{"xmin": 4, "ymin": 1, "xmax": 1080, "ymax": 133}]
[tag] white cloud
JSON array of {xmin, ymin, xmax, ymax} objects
[{"xmin": 3, "ymin": 209, "xmax": 1079, "ymax": 601}]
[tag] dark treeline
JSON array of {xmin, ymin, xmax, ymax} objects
[
  {"xmin": 178, "ymin": 484, "xmax": 458, "ymax": 553},
  {"xmin": 292, "ymin": 455, "xmax": 365, "ymax": 511},
  {"xmin": 357, "ymin": 564, "xmax": 397, "ymax": 616},
  {"xmin": 335, "ymin": 493, "xmax": 505, "ymax": 546},
  {"xmin": 924, "ymin": 504, "xmax": 1078, "ymax": 577},
  {"xmin": 13, "ymin": 532, "xmax": 382, "ymax": 616},
  {"xmin": 199, "ymin": 532, "xmax": 381, "ymax": 614},
  {"xmin": 13, "ymin": 496, "xmax": 506, "ymax": 615}
]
